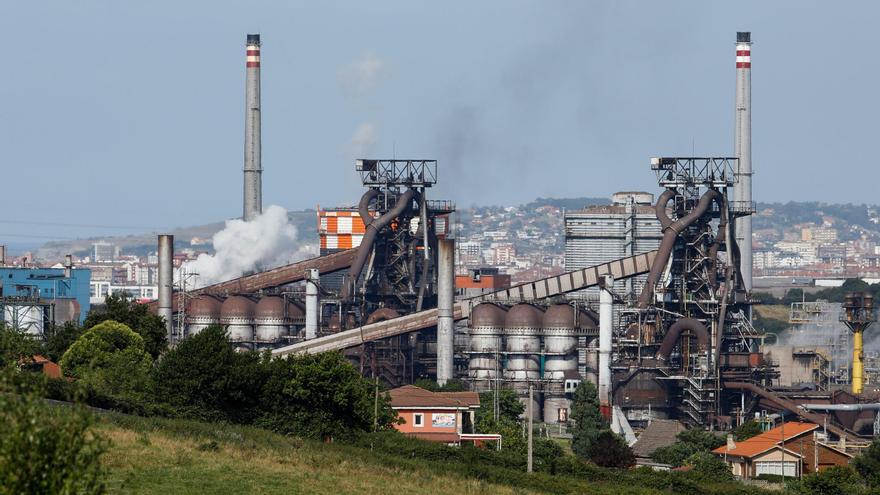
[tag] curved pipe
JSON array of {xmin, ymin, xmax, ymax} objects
[
  {"xmin": 654, "ymin": 189, "xmax": 676, "ymax": 230},
  {"xmin": 637, "ymin": 190, "xmax": 721, "ymax": 309},
  {"xmin": 358, "ymin": 188, "xmax": 380, "ymax": 227},
  {"xmin": 655, "ymin": 318, "xmax": 710, "ymax": 361},
  {"xmin": 365, "ymin": 308, "xmax": 401, "ymax": 325},
  {"xmin": 343, "ymin": 189, "xmax": 417, "ymax": 299}
]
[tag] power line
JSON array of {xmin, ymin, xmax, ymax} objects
[{"xmin": 0, "ymin": 220, "xmax": 165, "ymax": 231}]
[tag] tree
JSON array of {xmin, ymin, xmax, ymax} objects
[
  {"xmin": 734, "ymin": 420, "xmax": 763, "ymax": 441},
  {"xmin": 44, "ymin": 321, "xmax": 85, "ymax": 362},
  {"xmin": 84, "ymin": 293, "xmax": 167, "ymax": 358},
  {"xmin": 475, "ymin": 387, "xmax": 525, "ymax": 431},
  {"xmin": 683, "ymin": 451, "xmax": 733, "ymax": 482},
  {"xmin": 853, "ymin": 438, "xmax": 880, "ymax": 487},
  {"xmin": 257, "ymin": 351, "xmax": 395, "ymax": 440},
  {"xmin": 150, "ymin": 325, "xmax": 264, "ymax": 423},
  {"xmin": 793, "ymin": 465, "xmax": 862, "ymax": 495},
  {"xmin": 651, "ymin": 428, "xmax": 725, "ymax": 467},
  {"xmin": 0, "ymin": 371, "xmax": 106, "ymax": 495},
  {"xmin": 59, "ymin": 321, "xmax": 152, "ymax": 408},
  {"xmin": 570, "ymin": 380, "xmax": 605, "ymax": 459},
  {"xmin": 587, "ymin": 430, "xmax": 635, "ymax": 469},
  {"xmin": 0, "ymin": 323, "xmax": 45, "ymax": 369}
]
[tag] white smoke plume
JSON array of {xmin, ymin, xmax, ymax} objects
[
  {"xmin": 337, "ymin": 52, "xmax": 389, "ymax": 101},
  {"xmin": 185, "ymin": 205, "xmax": 316, "ymax": 288},
  {"xmin": 345, "ymin": 122, "xmax": 378, "ymax": 159}
]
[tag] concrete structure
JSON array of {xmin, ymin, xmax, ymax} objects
[
  {"xmin": 388, "ymin": 385, "xmax": 499, "ymax": 447},
  {"xmin": 91, "ymin": 241, "xmax": 119, "ymax": 262},
  {"xmin": 713, "ymin": 422, "xmax": 852, "ymax": 478},
  {"xmin": 564, "ymin": 192, "xmax": 662, "ymax": 300},
  {"xmin": 598, "ymin": 275, "xmax": 613, "ymax": 413},
  {"xmin": 734, "ymin": 31, "xmax": 753, "ymax": 291},
  {"xmin": 157, "ymin": 235, "xmax": 174, "ymax": 342},
  {"xmin": 436, "ymin": 239, "xmax": 455, "ymax": 386},
  {"xmin": 0, "ymin": 266, "xmax": 91, "ymax": 327},
  {"xmin": 243, "ymin": 33, "xmax": 262, "ymax": 221},
  {"xmin": 304, "ymin": 268, "xmax": 319, "ymax": 340}
]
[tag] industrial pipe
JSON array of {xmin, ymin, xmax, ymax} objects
[
  {"xmin": 854, "ymin": 331, "xmax": 865, "ymax": 394},
  {"xmin": 655, "ymin": 318, "xmax": 710, "ymax": 362},
  {"xmin": 343, "ymin": 189, "xmax": 417, "ymax": 300},
  {"xmin": 305, "ymin": 268, "xmax": 319, "ymax": 340},
  {"xmin": 158, "ymin": 235, "xmax": 174, "ymax": 343},
  {"xmin": 365, "ymin": 307, "xmax": 400, "ymax": 325},
  {"xmin": 801, "ymin": 403, "xmax": 880, "ymax": 412},
  {"xmin": 358, "ymin": 188, "xmax": 379, "ymax": 227},
  {"xmin": 436, "ymin": 238, "xmax": 455, "ymax": 386},
  {"xmin": 598, "ymin": 275, "xmax": 614, "ymax": 413},
  {"xmin": 654, "ymin": 189, "xmax": 675, "ymax": 230},
  {"xmin": 637, "ymin": 190, "xmax": 721, "ymax": 309}
]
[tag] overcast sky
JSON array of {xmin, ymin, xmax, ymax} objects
[{"xmin": 2, "ymin": 1, "xmax": 879, "ymax": 243}]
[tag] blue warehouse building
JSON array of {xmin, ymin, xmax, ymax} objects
[{"xmin": 0, "ymin": 267, "xmax": 92, "ymax": 326}]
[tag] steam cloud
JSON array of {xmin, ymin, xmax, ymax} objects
[
  {"xmin": 184, "ymin": 205, "xmax": 316, "ymax": 288},
  {"xmin": 345, "ymin": 122, "xmax": 378, "ymax": 159},
  {"xmin": 338, "ymin": 52, "xmax": 389, "ymax": 101}
]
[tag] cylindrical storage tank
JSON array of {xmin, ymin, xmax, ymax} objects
[
  {"xmin": 542, "ymin": 304, "xmax": 578, "ymax": 423},
  {"xmin": 504, "ymin": 304, "xmax": 543, "ymax": 419},
  {"xmin": 220, "ymin": 296, "xmax": 255, "ymax": 349},
  {"xmin": 468, "ymin": 303, "xmax": 506, "ymax": 392},
  {"xmin": 286, "ymin": 301, "xmax": 305, "ymax": 339},
  {"xmin": 254, "ymin": 296, "xmax": 288, "ymax": 347},
  {"xmin": 186, "ymin": 295, "xmax": 222, "ymax": 337}
]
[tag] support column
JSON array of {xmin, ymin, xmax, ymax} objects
[
  {"xmin": 305, "ymin": 268, "xmax": 319, "ymax": 340},
  {"xmin": 598, "ymin": 274, "xmax": 614, "ymax": 418},
  {"xmin": 158, "ymin": 235, "xmax": 174, "ymax": 343},
  {"xmin": 437, "ymin": 238, "xmax": 455, "ymax": 386}
]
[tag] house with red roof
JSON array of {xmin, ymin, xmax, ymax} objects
[
  {"xmin": 388, "ymin": 385, "xmax": 501, "ymax": 448},
  {"xmin": 712, "ymin": 421, "xmax": 852, "ymax": 479}
]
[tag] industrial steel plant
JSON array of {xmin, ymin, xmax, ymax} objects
[{"xmin": 142, "ymin": 32, "xmax": 880, "ymax": 444}]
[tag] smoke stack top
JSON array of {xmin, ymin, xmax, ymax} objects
[
  {"xmin": 736, "ymin": 32, "xmax": 751, "ymax": 69},
  {"xmin": 246, "ymin": 34, "xmax": 261, "ymax": 68}
]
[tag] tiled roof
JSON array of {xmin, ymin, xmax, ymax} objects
[
  {"xmin": 632, "ymin": 420, "xmax": 687, "ymax": 458},
  {"xmin": 389, "ymin": 385, "xmax": 480, "ymax": 409},
  {"xmin": 712, "ymin": 421, "xmax": 818, "ymax": 459}
]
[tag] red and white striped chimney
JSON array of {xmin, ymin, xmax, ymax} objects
[
  {"xmin": 734, "ymin": 32, "xmax": 752, "ymax": 292},
  {"xmin": 243, "ymin": 34, "xmax": 262, "ymax": 222}
]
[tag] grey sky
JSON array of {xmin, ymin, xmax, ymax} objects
[{"xmin": 2, "ymin": 1, "xmax": 879, "ymax": 243}]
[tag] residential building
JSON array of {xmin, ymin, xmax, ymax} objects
[
  {"xmin": 92, "ymin": 241, "xmax": 119, "ymax": 262},
  {"xmin": 712, "ymin": 422, "xmax": 852, "ymax": 478},
  {"xmin": 388, "ymin": 385, "xmax": 500, "ymax": 447}
]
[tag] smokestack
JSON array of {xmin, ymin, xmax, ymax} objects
[
  {"xmin": 63, "ymin": 254, "xmax": 73, "ymax": 278},
  {"xmin": 304, "ymin": 268, "xmax": 319, "ymax": 340},
  {"xmin": 0, "ymin": 245, "xmax": 5, "ymax": 266},
  {"xmin": 158, "ymin": 235, "xmax": 174, "ymax": 343},
  {"xmin": 436, "ymin": 238, "xmax": 455, "ymax": 386},
  {"xmin": 598, "ymin": 274, "xmax": 614, "ymax": 417},
  {"xmin": 734, "ymin": 31, "xmax": 753, "ymax": 291},
  {"xmin": 243, "ymin": 33, "xmax": 262, "ymax": 222}
]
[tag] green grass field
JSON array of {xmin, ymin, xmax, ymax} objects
[{"xmin": 96, "ymin": 413, "xmax": 769, "ymax": 495}]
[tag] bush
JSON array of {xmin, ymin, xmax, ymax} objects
[
  {"xmin": 150, "ymin": 325, "xmax": 264, "ymax": 423},
  {"xmin": 684, "ymin": 451, "xmax": 733, "ymax": 482},
  {"xmin": 789, "ymin": 465, "xmax": 862, "ymax": 495},
  {"xmin": 852, "ymin": 438, "xmax": 880, "ymax": 487},
  {"xmin": 85, "ymin": 293, "xmax": 167, "ymax": 358},
  {"xmin": 44, "ymin": 321, "xmax": 85, "ymax": 362},
  {"xmin": 0, "ymin": 323, "xmax": 45, "ymax": 368},
  {"xmin": 587, "ymin": 430, "xmax": 635, "ymax": 469},
  {"xmin": 0, "ymin": 372, "xmax": 107, "ymax": 494},
  {"xmin": 734, "ymin": 420, "xmax": 764, "ymax": 441}
]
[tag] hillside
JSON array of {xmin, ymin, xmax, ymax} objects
[{"xmin": 96, "ymin": 413, "xmax": 768, "ymax": 495}]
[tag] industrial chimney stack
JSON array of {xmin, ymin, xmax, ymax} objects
[
  {"xmin": 243, "ymin": 34, "xmax": 262, "ymax": 222},
  {"xmin": 734, "ymin": 31, "xmax": 753, "ymax": 291}
]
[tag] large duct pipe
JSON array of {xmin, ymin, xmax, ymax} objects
[
  {"xmin": 305, "ymin": 268, "xmax": 319, "ymax": 340},
  {"xmin": 637, "ymin": 190, "xmax": 721, "ymax": 309},
  {"xmin": 358, "ymin": 188, "xmax": 379, "ymax": 227},
  {"xmin": 342, "ymin": 189, "xmax": 417, "ymax": 299},
  {"xmin": 437, "ymin": 238, "xmax": 455, "ymax": 386},
  {"xmin": 598, "ymin": 275, "xmax": 614, "ymax": 413},
  {"xmin": 243, "ymin": 33, "xmax": 262, "ymax": 222},
  {"xmin": 158, "ymin": 235, "xmax": 174, "ymax": 343},
  {"xmin": 655, "ymin": 318, "xmax": 710, "ymax": 362},
  {"xmin": 734, "ymin": 31, "xmax": 752, "ymax": 291}
]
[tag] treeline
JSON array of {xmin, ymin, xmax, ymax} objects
[{"xmin": 753, "ymin": 278, "xmax": 880, "ymax": 306}]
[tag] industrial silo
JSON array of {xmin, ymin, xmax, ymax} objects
[
  {"xmin": 254, "ymin": 295, "xmax": 288, "ymax": 348},
  {"xmin": 287, "ymin": 300, "xmax": 305, "ymax": 339},
  {"xmin": 220, "ymin": 296, "xmax": 255, "ymax": 350},
  {"xmin": 504, "ymin": 303, "xmax": 543, "ymax": 419},
  {"xmin": 579, "ymin": 309, "xmax": 600, "ymax": 385},
  {"xmin": 467, "ymin": 303, "xmax": 506, "ymax": 392},
  {"xmin": 542, "ymin": 304, "xmax": 578, "ymax": 423},
  {"xmin": 185, "ymin": 295, "xmax": 222, "ymax": 337}
]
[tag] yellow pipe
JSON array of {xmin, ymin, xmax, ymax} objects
[{"xmin": 853, "ymin": 330, "xmax": 864, "ymax": 395}]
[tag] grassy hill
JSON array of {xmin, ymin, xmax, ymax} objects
[{"xmin": 96, "ymin": 412, "xmax": 769, "ymax": 495}]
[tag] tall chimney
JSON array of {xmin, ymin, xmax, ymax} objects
[
  {"xmin": 158, "ymin": 235, "xmax": 174, "ymax": 343},
  {"xmin": 598, "ymin": 274, "xmax": 614, "ymax": 418},
  {"xmin": 734, "ymin": 31, "xmax": 753, "ymax": 291},
  {"xmin": 243, "ymin": 34, "xmax": 262, "ymax": 222},
  {"xmin": 436, "ymin": 238, "xmax": 455, "ymax": 386}
]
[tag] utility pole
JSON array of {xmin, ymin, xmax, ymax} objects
[
  {"xmin": 373, "ymin": 376, "xmax": 379, "ymax": 431},
  {"xmin": 527, "ymin": 383, "xmax": 534, "ymax": 473}
]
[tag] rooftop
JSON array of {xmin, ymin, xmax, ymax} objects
[
  {"xmin": 388, "ymin": 385, "xmax": 480, "ymax": 410},
  {"xmin": 712, "ymin": 422, "xmax": 818, "ymax": 459}
]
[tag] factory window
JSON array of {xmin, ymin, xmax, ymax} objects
[{"xmin": 413, "ymin": 413, "xmax": 424, "ymax": 427}]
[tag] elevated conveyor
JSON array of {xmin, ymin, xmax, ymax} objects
[{"xmin": 272, "ymin": 250, "xmax": 657, "ymax": 357}]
